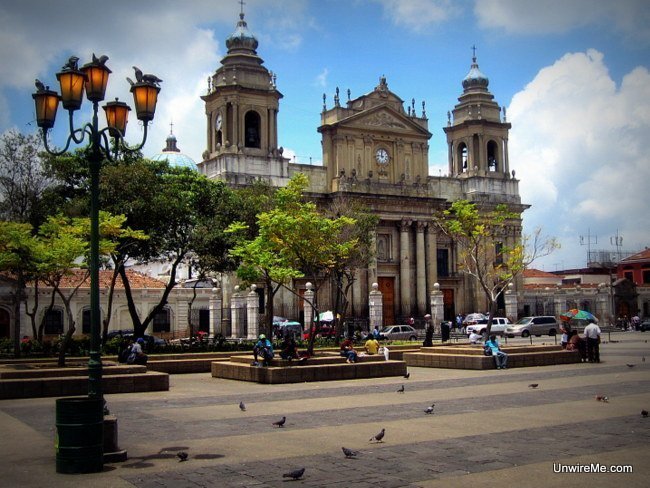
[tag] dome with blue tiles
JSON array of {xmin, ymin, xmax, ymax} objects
[
  {"xmin": 150, "ymin": 126, "xmax": 197, "ymax": 171},
  {"xmin": 462, "ymin": 50, "xmax": 489, "ymax": 91}
]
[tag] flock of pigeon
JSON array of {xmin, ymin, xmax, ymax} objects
[{"xmin": 172, "ymin": 361, "xmax": 648, "ymax": 481}]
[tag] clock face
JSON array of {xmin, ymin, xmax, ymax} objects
[
  {"xmin": 216, "ymin": 114, "xmax": 222, "ymax": 130},
  {"xmin": 375, "ymin": 148, "xmax": 389, "ymax": 164}
]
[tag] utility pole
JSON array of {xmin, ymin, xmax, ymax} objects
[
  {"xmin": 609, "ymin": 230, "xmax": 624, "ymax": 326},
  {"xmin": 579, "ymin": 228, "xmax": 597, "ymax": 265}
]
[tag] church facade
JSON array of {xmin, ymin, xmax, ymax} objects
[{"xmin": 198, "ymin": 12, "xmax": 527, "ymax": 326}]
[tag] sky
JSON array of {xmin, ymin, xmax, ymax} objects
[{"xmin": 1, "ymin": 0, "xmax": 649, "ymax": 272}]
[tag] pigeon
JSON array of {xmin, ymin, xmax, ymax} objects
[
  {"xmin": 282, "ymin": 467, "xmax": 305, "ymax": 480},
  {"xmin": 126, "ymin": 77, "xmax": 135, "ymax": 86},
  {"xmin": 142, "ymin": 73, "xmax": 163, "ymax": 85},
  {"xmin": 132, "ymin": 66, "xmax": 143, "ymax": 82},
  {"xmin": 404, "ymin": 372, "xmax": 410, "ymax": 379},
  {"xmin": 63, "ymin": 56, "xmax": 79, "ymax": 71},
  {"xmin": 528, "ymin": 383, "xmax": 539, "ymax": 389},
  {"xmin": 342, "ymin": 447, "xmax": 358, "ymax": 458},
  {"xmin": 643, "ymin": 356, "xmax": 646, "ymax": 363},
  {"xmin": 626, "ymin": 364, "xmax": 635, "ymax": 368},
  {"xmin": 642, "ymin": 410, "xmax": 648, "ymax": 418},
  {"xmin": 35, "ymin": 79, "xmax": 45, "ymax": 92},
  {"xmin": 369, "ymin": 428, "xmax": 385, "ymax": 443},
  {"xmin": 424, "ymin": 404, "xmax": 435, "ymax": 414},
  {"xmin": 595, "ymin": 395, "xmax": 609, "ymax": 403},
  {"xmin": 176, "ymin": 451, "xmax": 188, "ymax": 462},
  {"xmin": 272, "ymin": 416, "xmax": 286, "ymax": 427},
  {"xmin": 397, "ymin": 384, "xmax": 405, "ymax": 393},
  {"xmin": 92, "ymin": 53, "xmax": 109, "ymax": 66},
  {"xmin": 239, "ymin": 401, "xmax": 246, "ymax": 411}
]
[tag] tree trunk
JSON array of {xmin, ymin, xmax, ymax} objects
[
  {"xmin": 102, "ymin": 264, "xmax": 120, "ymax": 343},
  {"xmin": 12, "ymin": 274, "xmax": 24, "ymax": 357}
]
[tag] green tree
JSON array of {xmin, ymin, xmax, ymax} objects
[
  {"xmin": 0, "ymin": 221, "xmax": 44, "ymax": 355},
  {"xmin": 229, "ymin": 174, "xmax": 358, "ymax": 354},
  {"xmin": 434, "ymin": 200, "xmax": 558, "ymax": 335}
]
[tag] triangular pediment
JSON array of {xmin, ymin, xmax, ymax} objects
[{"xmin": 336, "ymin": 105, "xmax": 431, "ymax": 136}]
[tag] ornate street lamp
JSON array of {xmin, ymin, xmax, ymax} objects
[{"xmin": 33, "ymin": 54, "xmax": 161, "ymax": 474}]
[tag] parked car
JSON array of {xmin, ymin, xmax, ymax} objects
[
  {"xmin": 106, "ymin": 330, "xmax": 167, "ymax": 347},
  {"xmin": 462, "ymin": 313, "xmax": 487, "ymax": 327},
  {"xmin": 505, "ymin": 316, "xmax": 559, "ymax": 338},
  {"xmin": 379, "ymin": 325, "xmax": 419, "ymax": 341},
  {"xmin": 465, "ymin": 318, "xmax": 511, "ymax": 337},
  {"xmin": 303, "ymin": 324, "xmax": 337, "ymax": 340},
  {"xmin": 640, "ymin": 320, "xmax": 650, "ymax": 332}
]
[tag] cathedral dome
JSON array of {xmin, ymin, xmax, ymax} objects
[
  {"xmin": 462, "ymin": 55, "xmax": 489, "ymax": 90},
  {"xmin": 150, "ymin": 129, "xmax": 197, "ymax": 171},
  {"xmin": 226, "ymin": 13, "xmax": 258, "ymax": 53}
]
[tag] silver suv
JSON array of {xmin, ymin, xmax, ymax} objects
[{"xmin": 505, "ymin": 316, "xmax": 559, "ymax": 338}]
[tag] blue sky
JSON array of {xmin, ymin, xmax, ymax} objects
[{"xmin": 1, "ymin": 0, "xmax": 649, "ymax": 272}]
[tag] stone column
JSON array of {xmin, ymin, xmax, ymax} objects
[
  {"xmin": 303, "ymin": 282, "xmax": 314, "ymax": 331},
  {"xmin": 504, "ymin": 283, "xmax": 518, "ymax": 322},
  {"xmin": 416, "ymin": 221, "xmax": 427, "ymax": 316},
  {"xmin": 399, "ymin": 219, "xmax": 412, "ymax": 317},
  {"xmin": 230, "ymin": 285, "xmax": 246, "ymax": 339},
  {"xmin": 596, "ymin": 283, "xmax": 612, "ymax": 325},
  {"xmin": 553, "ymin": 286, "xmax": 566, "ymax": 318},
  {"xmin": 430, "ymin": 283, "xmax": 444, "ymax": 334},
  {"xmin": 209, "ymin": 287, "xmax": 222, "ymax": 337},
  {"xmin": 369, "ymin": 282, "xmax": 383, "ymax": 330},
  {"xmin": 247, "ymin": 285, "xmax": 260, "ymax": 340},
  {"xmin": 367, "ymin": 230, "xmax": 377, "ymax": 294},
  {"xmin": 425, "ymin": 225, "xmax": 437, "ymax": 310}
]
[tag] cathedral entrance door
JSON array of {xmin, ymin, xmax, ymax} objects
[{"xmin": 378, "ymin": 277, "xmax": 395, "ymax": 326}]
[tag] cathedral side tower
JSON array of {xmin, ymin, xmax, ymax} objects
[
  {"xmin": 444, "ymin": 49, "xmax": 512, "ymax": 180},
  {"xmin": 198, "ymin": 9, "xmax": 290, "ymax": 186}
]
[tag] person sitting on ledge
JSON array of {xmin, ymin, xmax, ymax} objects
[
  {"xmin": 252, "ymin": 334, "xmax": 274, "ymax": 366},
  {"xmin": 280, "ymin": 335, "xmax": 301, "ymax": 362},
  {"xmin": 340, "ymin": 337, "xmax": 358, "ymax": 363},
  {"xmin": 365, "ymin": 335, "xmax": 380, "ymax": 355},
  {"xmin": 566, "ymin": 329, "xmax": 587, "ymax": 362},
  {"xmin": 485, "ymin": 334, "xmax": 508, "ymax": 369},
  {"xmin": 468, "ymin": 331, "xmax": 483, "ymax": 344}
]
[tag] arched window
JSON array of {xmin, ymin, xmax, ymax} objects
[
  {"xmin": 457, "ymin": 143, "xmax": 468, "ymax": 172},
  {"xmin": 487, "ymin": 140, "xmax": 499, "ymax": 172},
  {"xmin": 0, "ymin": 308, "xmax": 10, "ymax": 338},
  {"xmin": 153, "ymin": 307, "xmax": 171, "ymax": 333},
  {"xmin": 244, "ymin": 111, "xmax": 261, "ymax": 148},
  {"xmin": 43, "ymin": 308, "xmax": 64, "ymax": 335}
]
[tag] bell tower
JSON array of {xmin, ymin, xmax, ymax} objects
[
  {"xmin": 198, "ymin": 7, "xmax": 289, "ymax": 186},
  {"xmin": 444, "ymin": 48, "xmax": 512, "ymax": 179}
]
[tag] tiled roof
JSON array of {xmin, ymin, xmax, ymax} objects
[
  {"xmin": 30, "ymin": 269, "xmax": 167, "ymax": 289},
  {"xmin": 524, "ymin": 283, "xmax": 599, "ymax": 290},
  {"xmin": 620, "ymin": 248, "xmax": 650, "ymax": 263},
  {"xmin": 524, "ymin": 268, "xmax": 559, "ymax": 279}
]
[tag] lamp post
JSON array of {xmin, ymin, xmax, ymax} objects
[{"xmin": 33, "ymin": 55, "xmax": 161, "ymax": 473}]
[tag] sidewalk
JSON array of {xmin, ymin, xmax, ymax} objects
[{"xmin": 0, "ymin": 332, "xmax": 648, "ymax": 487}]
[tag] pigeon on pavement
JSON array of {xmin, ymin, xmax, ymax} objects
[
  {"xmin": 528, "ymin": 384, "xmax": 539, "ymax": 389},
  {"xmin": 595, "ymin": 395, "xmax": 609, "ymax": 403},
  {"xmin": 273, "ymin": 416, "xmax": 286, "ymax": 427},
  {"xmin": 239, "ymin": 401, "xmax": 246, "ymax": 411},
  {"xmin": 424, "ymin": 404, "xmax": 435, "ymax": 414},
  {"xmin": 404, "ymin": 372, "xmax": 410, "ymax": 379},
  {"xmin": 626, "ymin": 364, "xmax": 635, "ymax": 368},
  {"xmin": 176, "ymin": 451, "xmax": 188, "ymax": 462},
  {"xmin": 642, "ymin": 410, "xmax": 648, "ymax": 418},
  {"xmin": 342, "ymin": 447, "xmax": 358, "ymax": 458},
  {"xmin": 283, "ymin": 468, "xmax": 305, "ymax": 480},
  {"xmin": 369, "ymin": 428, "xmax": 385, "ymax": 443},
  {"xmin": 397, "ymin": 384, "xmax": 405, "ymax": 393}
]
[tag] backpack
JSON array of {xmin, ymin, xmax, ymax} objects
[{"xmin": 483, "ymin": 345, "xmax": 493, "ymax": 356}]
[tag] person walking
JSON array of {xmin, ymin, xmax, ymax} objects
[{"xmin": 583, "ymin": 321, "xmax": 601, "ymax": 363}]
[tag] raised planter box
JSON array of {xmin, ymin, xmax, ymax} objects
[
  {"xmin": 212, "ymin": 354, "xmax": 407, "ymax": 383},
  {"xmin": 403, "ymin": 344, "xmax": 582, "ymax": 370}
]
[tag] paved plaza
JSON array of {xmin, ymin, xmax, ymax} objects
[{"xmin": 1, "ymin": 332, "xmax": 649, "ymax": 487}]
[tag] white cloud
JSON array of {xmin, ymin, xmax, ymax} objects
[
  {"xmin": 509, "ymin": 49, "xmax": 650, "ymax": 268},
  {"xmin": 376, "ymin": 0, "xmax": 461, "ymax": 32},
  {"xmin": 475, "ymin": 0, "xmax": 650, "ymax": 40},
  {"xmin": 315, "ymin": 68, "xmax": 329, "ymax": 88}
]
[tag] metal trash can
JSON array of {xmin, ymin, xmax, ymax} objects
[{"xmin": 55, "ymin": 396, "xmax": 103, "ymax": 474}]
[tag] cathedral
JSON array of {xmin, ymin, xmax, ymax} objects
[{"xmin": 198, "ymin": 11, "xmax": 527, "ymax": 325}]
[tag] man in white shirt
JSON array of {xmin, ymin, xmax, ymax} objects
[{"xmin": 583, "ymin": 321, "xmax": 601, "ymax": 363}]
